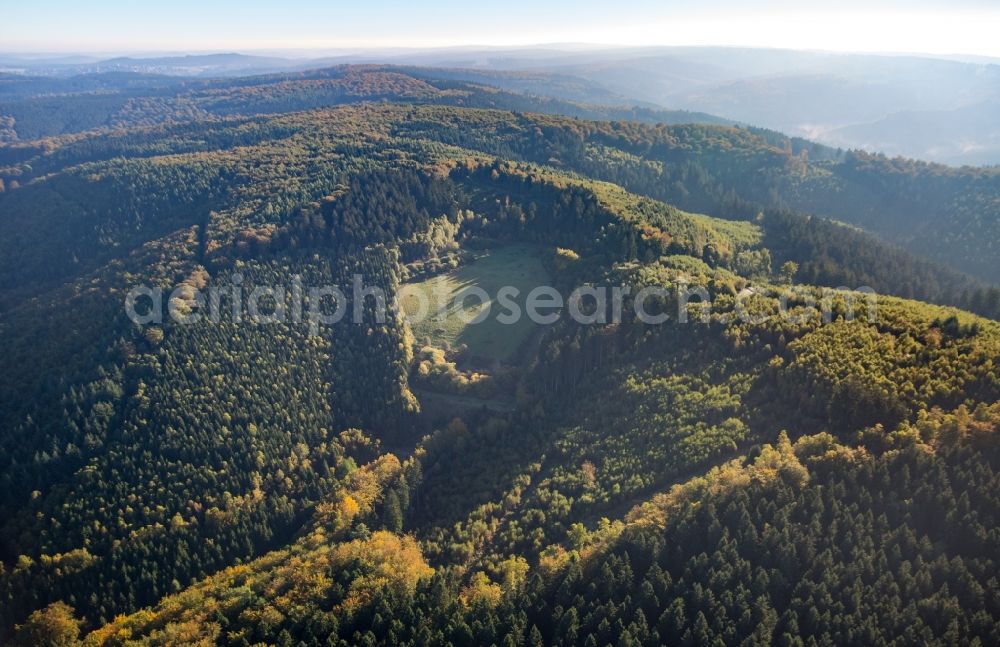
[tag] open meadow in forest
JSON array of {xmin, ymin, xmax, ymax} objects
[{"xmin": 398, "ymin": 244, "xmax": 550, "ymax": 362}]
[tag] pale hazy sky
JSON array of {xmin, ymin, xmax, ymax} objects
[{"xmin": 3, "ymin": 0, "xmax": 999, "ymax": 58}]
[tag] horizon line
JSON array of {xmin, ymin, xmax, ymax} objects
[{"xmin": 3, "ymin": 43, "xmax": 999, "ymax": 64}]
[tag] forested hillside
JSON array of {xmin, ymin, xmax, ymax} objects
[
  {"xmin": 2, "ymin": 66, "xmax": 999, "ymax": 284},
  {"xmin": 0, "ymin": 67, "xmax": 998, "ymax": 645},
  {"xmin": 3, "ymin": 65, "xmax": 998, "ymax": 289},
  {"xmin": 0, "ymin": 65, "xmax": 727, "ymax": 143}
]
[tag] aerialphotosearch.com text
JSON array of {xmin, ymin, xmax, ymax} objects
[{"xmin": 125, "ymin": 273, "xmax": 877, "ymax": 335}]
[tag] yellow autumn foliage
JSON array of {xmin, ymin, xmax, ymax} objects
[
  {"xmin": 460, "ymin": 571, "xmax": 503, "ymax": 608},
  {"xmin": 335, "ymin": 531, "xmax": 434, "ymax": 612}
]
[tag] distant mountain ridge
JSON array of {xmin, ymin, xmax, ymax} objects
[
  {"xmin": 5, "ymin": 45, "xmax": 1000, "ymax": 164},
  {"xmin": 0, "ymin": 63, "xmax": 733, "ymax": 140}
]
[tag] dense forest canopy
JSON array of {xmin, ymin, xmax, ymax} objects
[{"xmin": 0, "ymin": 64, "xmax": 998, "ymax": 646}]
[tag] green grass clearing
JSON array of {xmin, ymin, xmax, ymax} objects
[{"xmin": 398, "ymin": 244, "xmax": 551, "ymax": 362}]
